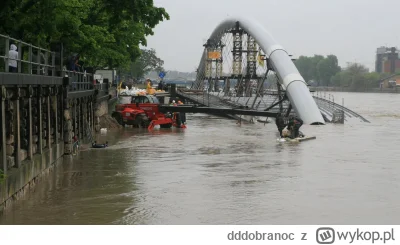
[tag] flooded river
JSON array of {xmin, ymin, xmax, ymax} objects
[{"xmin": 1, "ymin": 92, "xmax": 400, "ymax": 224}]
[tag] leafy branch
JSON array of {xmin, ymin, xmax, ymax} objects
[{"xmin": 0, "ymin": 0, "xmax": 170, "ymax": 70}]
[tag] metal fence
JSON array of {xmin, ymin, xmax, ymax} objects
[
  {"xmin": 64, "ymin": 70, "xmax": 94, "ymax": 91},
  {"xmin": 0, "ymin": 34, "xmax": 56, "ymax": 76},
  {"xmin": 332, "ymin": 109, "xmax": 345, "ymax": 124},
  {"xmin": 0, "ymin": 34, "xmax": 98, "ymax": 91}
]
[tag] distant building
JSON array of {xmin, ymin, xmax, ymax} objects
[{"xmin": 375, "ymin": 47, "xmax": 400, "ymax": 73}]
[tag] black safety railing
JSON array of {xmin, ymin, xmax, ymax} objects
[
  {"xmin": 0, "ymin": 34, "xmax": 56, "ymax": 76},
  {"xmin": 0, "ymin": 34, "xmax": 101, "ymax": 93},
  {"xmin": 63, "ymin": 70, "xmax": 94, "ymax": 91}
]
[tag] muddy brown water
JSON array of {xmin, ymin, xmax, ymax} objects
[{"xmin": 1, "ymin": 92, "xmax": 400, "ymax": 224}]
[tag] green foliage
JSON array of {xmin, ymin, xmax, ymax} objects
[
  {"xmin": 316, "ymin": 55, "xmax": 341, "ymax": 86},
  {"xmin": 294, "ymin": 55, "xmax": 341, "ymax": 86},
  {"xmin": 330, "ymin": 63, "xmax": 384, "ymax": 91},
  {"xmin": 295, "ymin": 54, "xmax": 388, "ymax": 90},
  {"xmin": 294, "ymin": 56, "xmax": 313, "ymax": 83},
  {"xmin": 0, "ymin": 0, "xmax": 169, "ymax": 69},
  {"xmin": 125, "ymin": 48, "xmax": 165, "ymax": 79}
]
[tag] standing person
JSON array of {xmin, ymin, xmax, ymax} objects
[
  {"xmin": 69, "ymin": 54, "xmax": 81, "ymax": 72},
  {"xmin": 275, "ymin": 113, "xmax": 286, "ymax": 138},
  {"xmin": 177, "ymin": 101, "xmax": 186, "ymax": 124},
  {"xmin": 287, "ymin": 116, "xmax": 303, "ymax": 139},
  {"xmin": 8, "ymin": 44, "xmax": 18, "ymax": 72},
  {"xmin": 157, "ymin": 81, "xmax": 163, "ymax": 90}
]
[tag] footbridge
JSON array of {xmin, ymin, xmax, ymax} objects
[{"xmin": 174, "ymin": 16, "xmax": 369, "ymax": 124}]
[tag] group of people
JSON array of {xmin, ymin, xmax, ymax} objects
[
  {"xmin": 275, "ymin": 114, "xmax": 304, "ymax": 139},
  {"xmin": 6, "ymin": 44, "xmax": 82, "ymax": 74}
]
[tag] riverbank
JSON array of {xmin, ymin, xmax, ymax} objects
[
  {"xmin": 0, "ymin": 114, "xmax": 121, "ymax": 215},
  {"xmin": 310, "ymin": 86, "xmax": 400, "ymax": 93},
  {"xmin": 0, "ymin": 143, "xmax": 64, "ymax": 214},
  {"xmin": 98, "ymin": 114, "xmax": 122, "ymax": 130}
]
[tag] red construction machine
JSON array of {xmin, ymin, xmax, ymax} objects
[{"xmin": 111, "ymin": 95, "xmax": 186, "ymax": 130}]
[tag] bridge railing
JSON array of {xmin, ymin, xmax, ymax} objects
[
  {"xmin": 0, "ymin": 34, "xmax": 56, "ymax": 76},
  {"xmin": 0, "ymin": 33, "xmax": 118, "ymax": 98},
  {"xmin": 63, "ymin": 70, "xmax": 94, "ymax": 91}
]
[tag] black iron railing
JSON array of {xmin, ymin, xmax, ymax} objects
[{"xmin": 0, "ymin": 34, "xmax": 56, "ymax": 76}]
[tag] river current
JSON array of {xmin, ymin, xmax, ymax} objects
[{"xmin": 1, "ymin": 92, "xmax": 399, "ymax": 224}]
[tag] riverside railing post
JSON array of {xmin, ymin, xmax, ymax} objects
[
  {"xmin": 28, "ymin": 44, "xmax": 33, "ymax": 74},
  {"xmin": 54, "ymin": 88, "xmax": 59, "ymax": 144},
  {"xmin": 87, "ymin": 101, "xmax": 90, "ymax": 133},
  {"xmin": 90, "ymin": 100, "xmax": 93, "ymax": 132},
  {"xmin": 81, "ymin": 100, "xmax": 84, "ymax": 139},
  {"xmin": 52, "ymin": 52, "xmax": 55, "ymax": 76},
  {"xmin": 27, "ymin": 86, "xmax": 33, "ymax": 160},
  {"xmin": 5, "ymin": 37, "xmax": 9, "ymax": 72},
  {"xmin": 36, "ymin": 48, "xmax": 40, "ymax": 75},
  {"xmin": 62, "ymin": 77, "xmax": 73, "ymax": 154},
  {"xmin": 13, "ymin": 88, "xmax": 21, "ymax": 168},
  {"xmin": 47, "ymin": 90, "xmax": 51, "ymax": 149},
  {"xmin": 17, "ymin": 43, "xmax": 22, "ymax": 73},
  {"xmin": 37, "ymin": 87, "xmax": 43, "ymax": 154},
  {"xmin": 73, "ymin": 101, "xmax": 76, "ymax": 138},
  {"xmin": 1, "ymin": 86, "xmax": 6, "ymax": 174},
  {"xmin": 28, "ymin": 45, "xmax": 32, "ymax": 74},
  {"xmin": 77, "ymin": 99, "xmax": 80, "ymax": 140},
  {"xmin": 60, "ymin": 87, "xmax": 64, "ymax": 142},
  {"xmin": 44, "ymin": 51, "xmax": 49, "ymax": 76}
]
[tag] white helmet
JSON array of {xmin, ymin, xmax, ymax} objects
[{"xmin": 172, "ymin": 100, "xmax": 175, "ymax": 103}]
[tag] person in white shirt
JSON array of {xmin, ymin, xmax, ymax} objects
[{"xmin": 8, "ymin": 44, "xmax": 18, "ymax": 72}]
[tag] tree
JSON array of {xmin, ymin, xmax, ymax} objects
[
  {"xmin": 128, "ymin": 48, "xmax": 164, "ymax": 79},
  {"xmin": 0, "ymin": 0, "xmax": 169, "ymax": 70},
  {"xmin": 330, "ymin": 72, "xmax": 343, "ymax": 87},
  {"xmin": 316, "ymin": 55, "xmax": 341, "ymax": 86},
  {"xmin": 334, "ymin": 63, "xmax": 369, "ymax": 91},
  {"xmin": 364, "ymin": 72, "xmax": 381, "ymax": 88},
  {"xmin": 294, "ymin": 55, "xmax": 332, "ymax": 85},
  {"xmin": 310, "ymin": 55, "xmax": 324, "ymax": 84},
  {"xmin": 294, "ymin": 56, "xmax": 313, "ymax": 83}
]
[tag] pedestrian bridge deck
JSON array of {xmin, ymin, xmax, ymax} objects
[{"xmin": 176, "ymin": 89, "xmax": 370, "ymax": 123}]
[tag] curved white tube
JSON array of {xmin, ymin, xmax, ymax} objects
[{"xmin": 196, "ymin": 16, "xmax": 325, "ymax": 125}]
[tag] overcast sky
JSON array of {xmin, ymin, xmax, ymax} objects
[{"xmin": 146, "ymin": 0, "xmax": 400, "ymax": 72}]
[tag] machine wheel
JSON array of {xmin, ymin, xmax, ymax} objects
[
  {"xmin": 132, "ymin": 114, "xmax": 141, "ymax": 127},
  {"xmin": 175, "ymin": 113, "xmax": 182, "ymax": 128},
  {"xmin": 137, "ymin": 114, "xmax": 150, "ymax": 128},
  {"xmin": 160, "ymin": 123, "xmax": 172, "ymax": 128}
]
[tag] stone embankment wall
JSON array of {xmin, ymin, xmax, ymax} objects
[{"xmin": 0, "ymin": 79, "xmax": 118, "ymax": 213}]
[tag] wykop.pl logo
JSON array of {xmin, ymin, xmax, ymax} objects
[{"xmin": 316, "ymin": 227, "xmax": 335, "ymax": 244}]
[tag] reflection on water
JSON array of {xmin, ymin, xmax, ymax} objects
[{"xmin": 1, "ymin": 92, "xmax": 400, "ymax": 224}]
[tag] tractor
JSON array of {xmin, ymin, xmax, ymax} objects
[{"xmin": 111, "ymin": 95, "xmax": 186, "ymax": 130}]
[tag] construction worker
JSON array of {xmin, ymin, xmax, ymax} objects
[
  {"xmin": 287, "ymin": 116, "xmax": 303, "ymax": 139},
  {"xmin": 177, "ymin": 101, "xmax": 186, "ymax": 124},
  {"xmin": 275, "ymin": 114, "xmax": 286, "ymax": 138}
]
